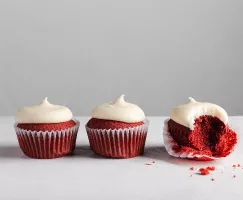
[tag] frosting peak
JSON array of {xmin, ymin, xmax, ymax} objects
[
  {"xmin": 170, "ymin": 98, "xmax": 228, "ymax": 130},
  {"xmin": 91, "ymin": 95, "xmax": 145, "ymax": 123},
  {"xmin": 113, "ymin": 94, "xmax": 125, "ymax": 105},
  {"xmin": 188, "ymin": 97, "xmax": 196, "ymax": 103},
  {"xmin": 41, "ymin": 97, "xmax": 50, "ymax": 105},
  {"xmin": 16, "ymin": 98, "xmax": 73, "ymax": 124}
]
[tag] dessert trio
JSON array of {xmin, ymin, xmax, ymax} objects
[{"xmin": 14, "ymin": 95, "xmax": 237, "ymax": 160}]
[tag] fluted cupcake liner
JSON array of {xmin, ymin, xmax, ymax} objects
[
  {"xmin": 86, "ymin": 120, "xmax": 149, "ymax": 158},
  {"xmin": 14, "ymin": 120, "xmax": 80, "ymax": 159},
  {"xmin": 163, "ymin": 119, "xmax": 219, "ymax": 161}
]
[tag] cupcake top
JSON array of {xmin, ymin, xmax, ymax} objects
[
  {"xmin": 16, "ymin": 98, "xmax": 73, "ymax": 124},
  {"xmin": 170, "ymin": 97, "xmax": 228, "ymax": 130},
  {"xmin": 91, "ymin": 95, "xmax": 145, "ymax": 123}
]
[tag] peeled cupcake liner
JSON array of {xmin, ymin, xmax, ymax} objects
[
  {"xmin": 85, "ymin": 119, "xmax": 149, "ymax": 158},
  {"xmin": 163, "ymin": 119, "xmax": 222, "ymax": 160},
  {"xmin": 14, "ymin": 119, "xmax": 80, "ymax": 159}
]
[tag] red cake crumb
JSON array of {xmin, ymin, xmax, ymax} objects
[
  {"xmin": 233, "ymin": 165, "xmax": 237, "ymax": 168},
  {"xmin": 238, "ymin": 164, "xmax": 241, "ymax": 167},
  {"xmin": 145, "ymin": 163, "xmax": 152, "ymax": 166},
  {"xmin": 207, "ymin": 166, "xmax": 216, "ymax": 171},
  {"xmin": 211, "ymin": 178, "xmax": 215, "ymax": 181},
  {"xmin": 87, "ymin": 118, "xmax": 144, "ymax": 130},
  {"xmin": 233, "ymin": 175, "xmax": 236, "ymax": 178},
  {"xmin": 199, "ymin": 168, "xmax": 210, "ymax": 175},
  {"xmin": 152, "ymin": 161, "xmax": 155, "ymax": 163},
  {"xmin": 17, "ymin": 120, "xmax": 76, "ymax": 131},
  {"xmin": 168, "ymin": 116, "xmax": 237, "ymax": 158},
  {"xmin": 190, "ymin": 167, "xmax": 194, "ymax": 171}
]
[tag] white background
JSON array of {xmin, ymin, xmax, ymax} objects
[{"xmin": 0, "ymin": 0, "xmax": 243, "ymax": 115}]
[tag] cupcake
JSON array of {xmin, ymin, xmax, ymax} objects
[
  {"xmin": 163, "ymin": 97, "xmax": 237, "ymax": 161},
  {"xmin": 14, "ymin": 98, "xmax": 80, "ymax": 159},
  {"xmin": 86, "ymin": 95, "xmax": 149, "ymax": 158}
]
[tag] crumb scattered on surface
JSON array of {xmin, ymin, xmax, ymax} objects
[
  {"xmin": 190, "ymin": 167, "xmax": 194, "ymax": 171},
  {"xmin": 207, "ymin": 166, "xmax": 216, "ymax": 171},
  {"xmin": 199, "ymin": 168, "xmax": 210, "ymax": 175},
  {"xmin": 145, "ymin": 163, "xmax": 152, "ymax": 166},
  {"xmin": 233, "ymin": 165, "xmax": 237, "ymax": 168},
  {"xmin": 233, "ymin": 175, "xmax": 236, "ymax": 178},
  {"xmin": 152, "ymin": 161, "xmax": 155, "ymax": 163},
  {"xmin": 211, "ymin": 178, "xmax": 215, "ymax": 181},
  {"xmin": 238, "ymin": 164, "xmax": 241, "ymax": 167}
]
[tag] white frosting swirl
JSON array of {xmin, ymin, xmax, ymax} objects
[
  {"xmin": 170, "ymin": 97, "xmax": 228, "ymax": 130},
  {"xmin": 91, "ymin": 95, "xmax": 145, "ymax": 123},
  {"xmin": 16, "ymin": 98, "xmax": 73, "ymax": 124}
]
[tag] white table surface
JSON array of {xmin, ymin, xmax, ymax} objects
[{"xmin": 0, "ymin": 116, "xmax": 243, "ymax": 200}]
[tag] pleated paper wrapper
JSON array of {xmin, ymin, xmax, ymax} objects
[
  {"xmin": 15, "ymin": 120, "xmax": 80, "ymax": 159},
  {"xmin": 163, "ymin": 119, "xmax": 219, "ymax": 161},
  {"xmin": 86, "ymin": 120, "xmax": 149, "ymax": 158}
]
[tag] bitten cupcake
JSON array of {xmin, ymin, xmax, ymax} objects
[
  {"xmin": 86, "ymin": 95, "xmax": 149, "ymax": 158},
  {"xmin": 163, "ymin": 97, "xmax": 237, "ymax": 161},
  {"xmin": 14, "ymin": 98, "xmax": 80, "ymax": 159}
]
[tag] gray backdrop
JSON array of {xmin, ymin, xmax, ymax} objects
[{"xmin": 0, "ymin": 0, "xmax": 242, "ymax": 116}]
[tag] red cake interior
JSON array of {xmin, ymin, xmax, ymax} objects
[
  {"xmin": 168, "ymin": 116, "xmax": 237, "ymax": 157},
  {"xmin": 17, "ymin": 120, "xmax": 76, "ymax": 131},
  {"xmin": 87, "ymin": 118, "xmax": 144, "ymax": 130}
]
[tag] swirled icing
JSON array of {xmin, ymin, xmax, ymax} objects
[
  {"xmin": 16, "ymin": 98, "xmax": 73, "ymax": 123},
  {"xmin": 91, "ymin": 95, "xmax": 145, "ymax": 123}
]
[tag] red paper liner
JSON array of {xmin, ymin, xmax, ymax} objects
[
  {"xmin": 86, "ymin": 120, "xmax": 149, "ymax": 158},
  {"xmin": 15, "ymin": 120, "xmax": 80, "ymax": 159}
]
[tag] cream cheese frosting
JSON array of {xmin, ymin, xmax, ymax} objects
[
  {"xmin": 170, "ymin": 97, "xmax": 228, "ymax": 130},
  {"xmin": 16, "ymin": 98, "xmax": 73, "ymax": 124},
  {"xmin": 91, "ymin": 95, "xmax": 145, "ymax": 123}
]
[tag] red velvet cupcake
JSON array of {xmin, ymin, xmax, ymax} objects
[
  {"xmin": 14, "ymin": 98, "xmax": 80, "ymax": 159},
  {"xmin": 86, "ymin": 95, "xmax": 149, "ymax": 158},
  {"xmin": 163, "ymin": 97, "xmax": 237, "ymax": 160}
]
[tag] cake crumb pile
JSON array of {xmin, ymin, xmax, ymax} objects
[
  {"xmin": 199, "ymin": 168, "xmax": 210, "ymax": 175},
  {"xmin": 206, "ymin": 166, "xmax": 215, "ymax": 171}
]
